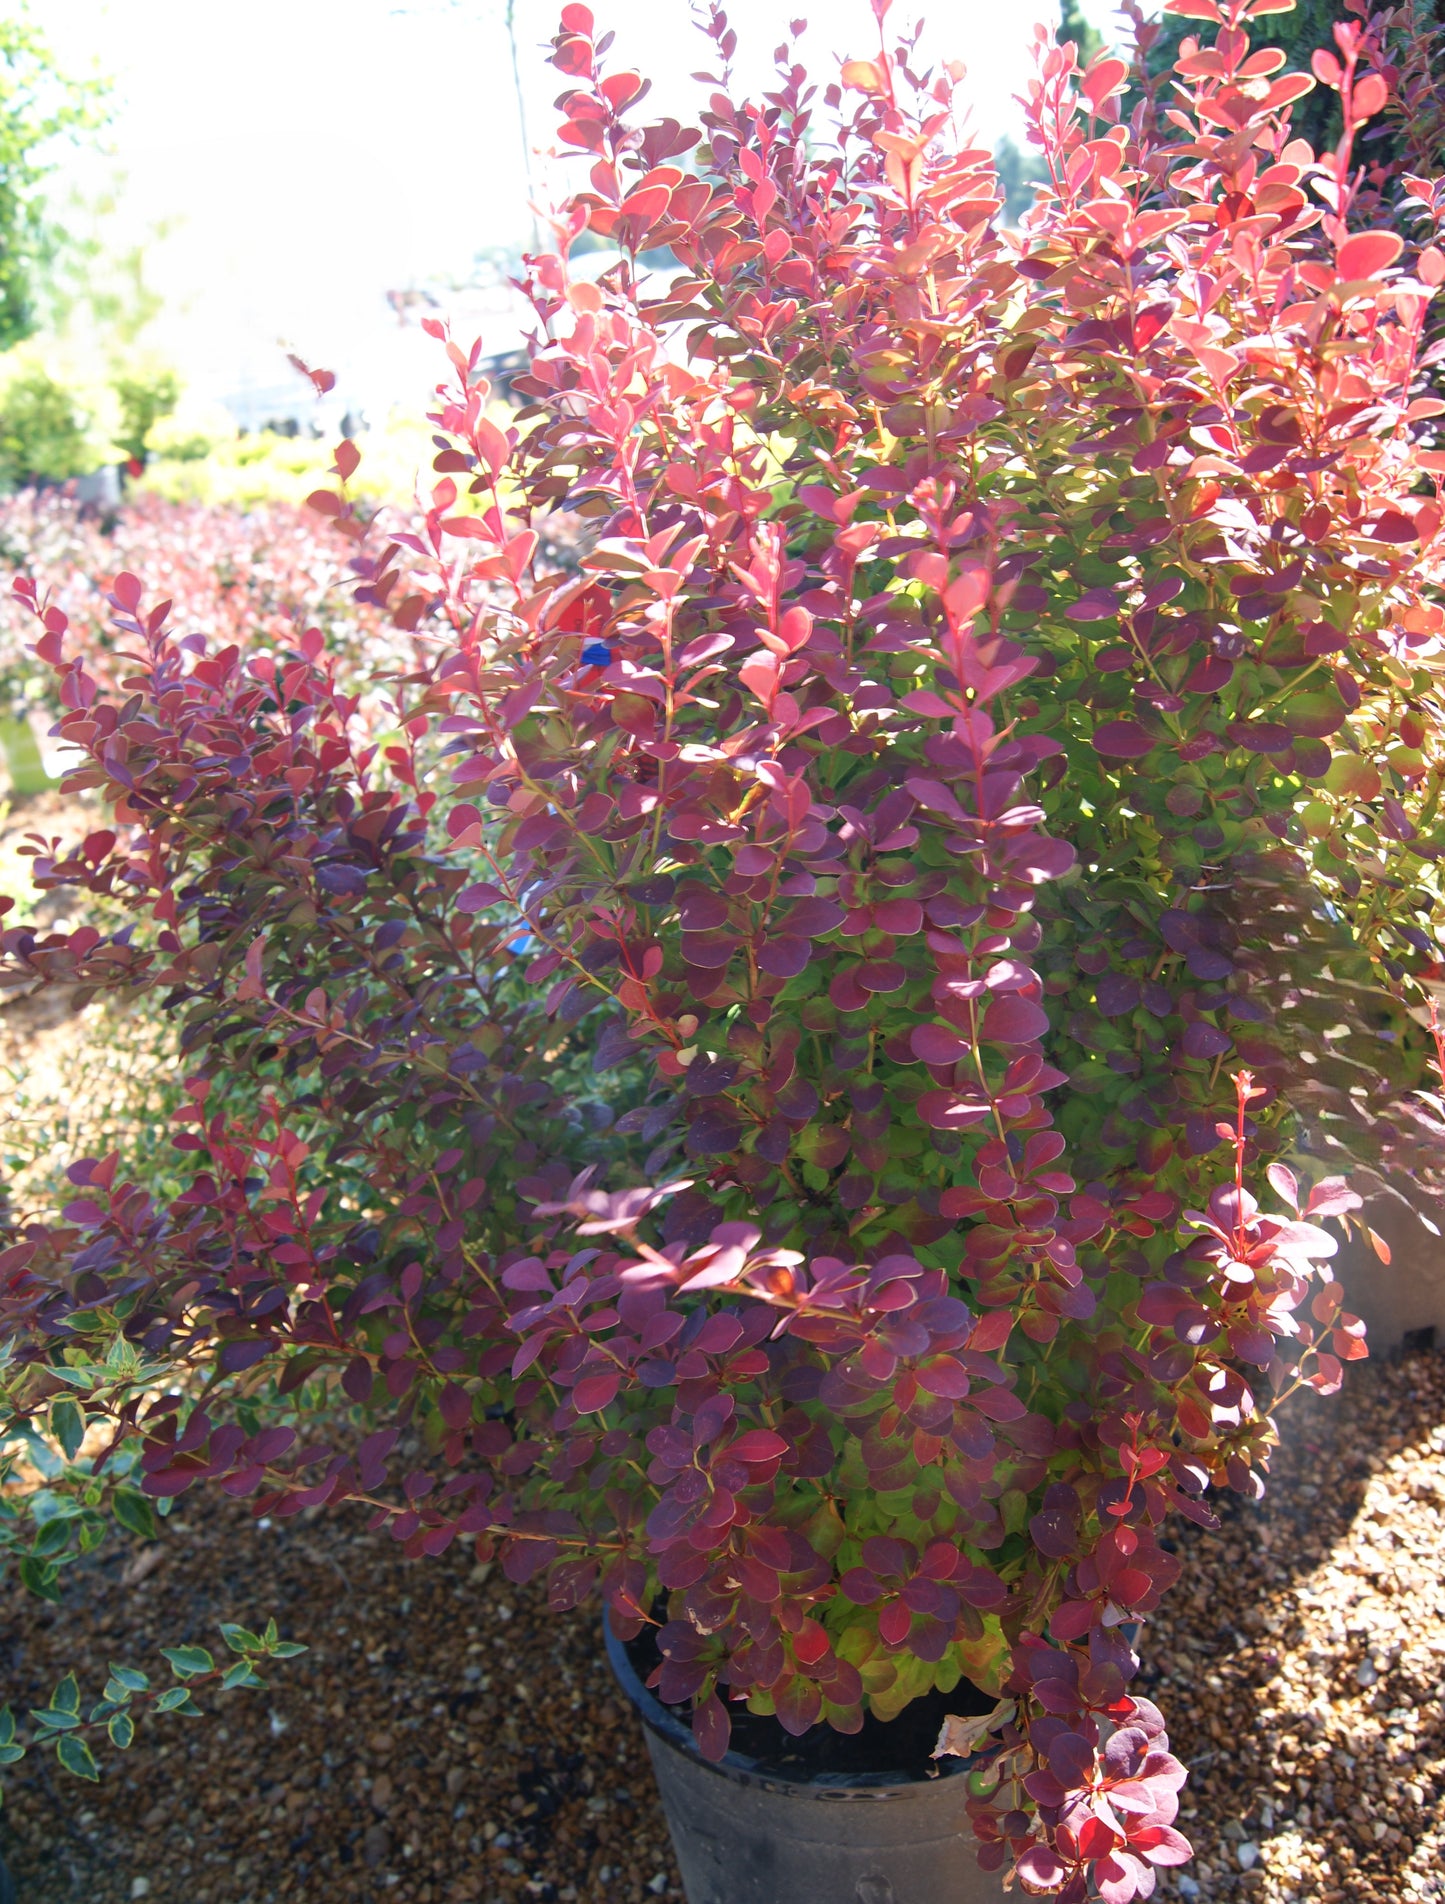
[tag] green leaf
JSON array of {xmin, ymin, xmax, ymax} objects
[
  {"xmin": 112, "ymin": 1489, "xmax": 156, "ymax": 1541},
  {"xmin": 0, "ymin": 1706, "xmax": 14, "ymax": 1747},
  {"xmin": 220, "ymin": 1662, "xmax": 265, "ymax": 1692},
  {"xmin": 18, "ymin": 1557, "xmax": 61, "ymax": 1603},
  {"xmin": 0, "ymin": 1744, "xmax": 24, "ymax": 1766},
  {"xmin": 77, "ymin": 1517, "xmax": 107, "ymax": 1555},
  {"xmin": 31, "ymin": 1517, "xmax": 74, "ymax": 1558},
  {"xmin": 53, "ymin": 1674, "xmax": 81, "ymax": 1717},
  {"xmin": 219, "ymin": 1623, "xmax": 262, "ymax": 1655},
  {"xmin": 55, "ymin": 1734, "xmax": 99, "ymax": 1781},
  {"xmin": 18, "ymin": 1425, "xmax": 62, "ymax": 1481},
  {"xmin": 153, "ymin": 1687, "xmax": 200, "ymax": 1716},
  {"xmin": 107, "ymin": 1711, "xmax": 135, "ymax": 1750},
  {"xmin": 49, "ymin": 1399, "xmax": 85, "ymax": 1462},
  {"xmin": 29, "ymin": 1707, "xmax": 81, "ymax": 1732},
  {"xmin": 161, "ymin": 1645, "xmax": 213, "ymax": 1679},
  {"xmin": 267, "ymin": 1641, "xmax": 308, "ymax": 1659},
  {"xmin": 106, "ymin": 1665, "xmax": 148, "ymax": 1694}
]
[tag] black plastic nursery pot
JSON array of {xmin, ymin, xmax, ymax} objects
[{"xmin": 604, "ymin": 1617, "xmax": 1008, "ymax": 1904}]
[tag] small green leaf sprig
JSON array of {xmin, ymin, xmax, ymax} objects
[{"xmin": 0, "ymin": 1621, "xmax": 306, "ymax": 1788}]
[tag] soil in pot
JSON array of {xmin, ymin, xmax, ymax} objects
[{"xmin": 619, "ymin": 1621, "xmax": 997, "ymax": 1784}]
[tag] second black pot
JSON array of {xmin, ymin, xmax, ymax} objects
[{"xmin": 604, "ymin": 1617, "xmax": 1008, "ymax": 1904}]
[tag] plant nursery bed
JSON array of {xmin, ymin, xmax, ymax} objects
[{"xmin": 0, "ymin": 1352, "xmax": 1439, "ymax": 1904}]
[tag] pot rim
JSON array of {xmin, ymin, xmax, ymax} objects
[{"xmin": 603, "ymin": 1611, "xmax": 987, "ymax": 1796}]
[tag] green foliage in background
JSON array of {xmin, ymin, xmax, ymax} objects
[
  {"xmin": 0, "ymin": 12, "xmax": 107, "ymax": 350},
  {"xmin": 994, "ymin": 134, "xmax": 1048, "ymax": 226},
  {"xmin": 0, "ymin": 358, "xmax": 91, "ymax": 486},
  {"xmin": 141, "ymin": 409, "xmax": 448, "ymax": 509},
  {"xmin": 1057, "ymin": 0, "xmax": 1105, "ymax": 63},
  {"xmin": 111, "ymin": 365, "xmax": 179, "ymax": 466}
]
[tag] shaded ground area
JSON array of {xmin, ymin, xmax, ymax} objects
[
  {"xmin": 1, "ymin": 789, "xmax": 184, "ymax": 1223},
  {"xmin": 0, "ymin": 1353, "xmax": 1439, "ymax": 1904},
  {"xmin": 1, "ymin": 1507, "xmax": 682, "ymax": 1904}
]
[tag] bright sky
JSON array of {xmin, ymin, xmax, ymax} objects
[{"xmin": 42, "ymin": 0, "xmax": 1127, "ymax": 418}]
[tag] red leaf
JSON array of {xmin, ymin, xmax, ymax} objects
[
  {"xmin": 1352, "ymin": 72, "xmax": 1387, "ymax": 120},
  {"xmin": 1367, "ymin": 511, "xmax": 1418, "ymax": 543},
  {"xmin": 474, "ymin": 417, "xmax": 511, "ymax": 477},
  {"xmin": 1081, "ymin": 57, "xmax": 1128, "ymax": 108},
  {"xmin": 969, "ymin": 1310, "xmax": 1013, "ymax": 1353},
  {"xmin": 841, "ymin": 57, "xmax": 887, "ymax": 94},
  {"xmin": 1336, "ymin": 230, "xmax": 1403, "ymax": 280},
  {"xmin": 1311, "ymin": 48, "xmax": 1342, "ymax": 88},
  {"xmin": 877, "ymin": 1599, "xmax": 912, "ymax": 1646}
]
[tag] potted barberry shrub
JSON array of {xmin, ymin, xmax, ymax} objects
[{"xmin": 3, "ymin": 0, "xmax": 1444, "ymax": 1897}]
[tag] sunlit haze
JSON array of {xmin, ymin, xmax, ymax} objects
[{"xmin": 43, "ymin": 0, "xmax": 1126, "ymax": 423}]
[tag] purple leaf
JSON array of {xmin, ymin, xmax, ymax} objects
[
  {"xmin": 1181, "ymin": 1021, "xmax": 1231, "ymax": 1060},
  {"xmin": 1015, "ymin": 1845, "xmax": 1070, "ymax": 1891},
  {"xmin": 692, "ymin": 1692, "xmax": 730, "ymax": 1762},
  {"xmin": 756, "ymin": 934, "xmax": 811, "ymax": 977},
  {"xmin": 1095, "ymin": 973, "xmax": 1140, "ymax": 1017},
  {"xmin": 1093, "ymin": 720, "xmax": 1155, "ymax": 760},
  {"xmin": 456, "ymin": 882, "xmax": 505, "ymax": 912},
  {"xmin": 980, "ymin": 995, "xmax": 1048, "ymax": 1044},
  {"xmin": 915, "ymin": 1090, "xmax": 992, "ymax": 1130},
  {"xmin": 1047, "ymin": 1729, "xmax": 1096, "ymax": 1788},
  {"xmin": 911, "ymin": 1023, "xmax": 970, "ymax": 1065},
  {"xmin": 1066, "ymin": 590, "xmax": 1119, "ymax": 621}
]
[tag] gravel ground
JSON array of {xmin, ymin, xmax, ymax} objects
[
  {"xmin": 0, "ymin": 1356, "xmax": 1441, "ymax": 1904},
  {"xmin": 1143, "ymin": 1347, "xmax": 1445, "ymax": 1904}
]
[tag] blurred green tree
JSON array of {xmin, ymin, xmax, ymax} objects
[
  {"xmin": 994, "ymin": 134, "xmax": 1049, "ymax": 226},
  {"xmin": 0, "ymin": 364, "xmax": 89, "ymax": 487},
  {"xmin": 0, "ymin": 13, "xmax": 107, "ymax": 349},
  {"xmin": 1058, "ymin": 0, "xmax": 1105, "ymax": 63},
  {"xmin": 111, "ymin": 366, "xmax": 179, "ymax": 469}
]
